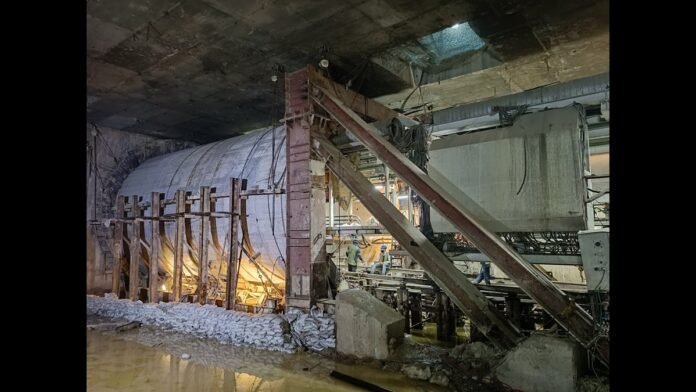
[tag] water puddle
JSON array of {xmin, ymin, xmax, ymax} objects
[{"xmin": 87, "ymin": 320, "xmax": 447, "ymax": 392}]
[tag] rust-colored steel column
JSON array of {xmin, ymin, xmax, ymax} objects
[
  {"xmin": 284, "ymin": 68, "xmax": 313, "ymax": 309},
  {"xmin": 312, "ymin": 86, "xmax": 609, "ymax": 366}
]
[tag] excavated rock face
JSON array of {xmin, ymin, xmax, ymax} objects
[{"xmin": 87, "ymin": 125, "xmax": 197, "ymax": 293}]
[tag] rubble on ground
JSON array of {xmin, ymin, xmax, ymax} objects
[
  {"xmin": 87, "ymin": 294, "xmax": 335, "ymax": 354},
  {"xmin": 577, "ymin": 376, "xmax": 610, "ymax": 392},
  {"xmin": 384, "ymin": 340, "xmax": 508, "ymax": 391}
]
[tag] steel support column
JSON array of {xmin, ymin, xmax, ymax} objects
[
  {"xmin": 285, "ymin": 68, "xmax": 313, "ymax": 309},
  {"xmin": 314, "ymin": 134, "xmax": 521, "ymax": 349},
  {"xmin": 285, "ymin": 68, "xmax": 331, "ymax": 309},
  {"xmin": 311, "ymin": 85, "xmax": 608, "ymax": 366}
]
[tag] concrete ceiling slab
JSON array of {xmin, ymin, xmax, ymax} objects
[
  {"xmin": 87, "ymin": 0, "xmax": 180, "ymax": 31},
  {"xmin": 87, "ymin": 0, "xmax": 609, "ymax": 143},
  {"xmin": 87, "ymin": 15, "xmax": 133, "ymax": 56},
  {"xmin": 87, "ymin": 59, "xmax": 139, "ymax": 92}
]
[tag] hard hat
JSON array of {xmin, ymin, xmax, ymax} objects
[
  {"xmin": 381, "ymin": 244, "xmax": 387, "ymax": 250},
  {"xmin": 352, "ymin": 239, "xmax": 359, "ymax": 244}
]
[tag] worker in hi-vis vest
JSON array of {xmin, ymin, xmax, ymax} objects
[
  {"xmin": 345, "ymin": 239, "xmax": 364, "ymax": 272},
  {"xmin": 370, "ymin": 244, "xmax": 392, "ymax": 275}
]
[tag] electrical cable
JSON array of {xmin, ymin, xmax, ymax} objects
[
  {"xmin": 516, "ymin": 137, "xmax": 528, "ymax": 195},
  {"xmin": 400, "ymin": 69, "xmax": 426, "ymax": 112}
]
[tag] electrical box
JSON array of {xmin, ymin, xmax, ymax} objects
[{"xmin": 578, "ymin": 229, "xmax": 609, "ymax": 291}]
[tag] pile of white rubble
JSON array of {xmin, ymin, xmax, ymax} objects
[{"xmin": 87, "ymin": 294, "xmax": 335, "ymax": 354}]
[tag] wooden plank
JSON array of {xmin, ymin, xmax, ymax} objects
[
  {"xmin": 184, "ymin": 200, "xmax": 198, "ymax": 269},
  {"xmin": 137, "ymin": 239, "xmax": 151, "ymax": 252},
  {"xmin": 149, "ymin": 192, "xmax": 162, "ymax": 303},
  {"xmin": 173, "ymin": 190, "xmax": 186, "ymax": 302},
  {"xmin": 225, "ymin": 178, "xmax": 242, "ymax": 310},
  {"xmin": 129, "ymin": 195, "xmax": 142, "ymax": 301},
  {"xmin": 209, "ymin": 188, "xmax": 224, "ymax": 257},
  {"xmin": 112, "ymin": 195, "xmax": 126, "ymax": 296},
  {"xmin": 197, "ymin": 187, "xmax": 211, "ymax": 305},
  {"xmin": 185, "ymin": 189, "xmax": 286, "ymax": 201}
]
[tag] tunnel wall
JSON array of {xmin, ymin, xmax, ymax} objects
[{"xmin": 118, "ymin": 126, "xmax": 287, "ymax": 290}]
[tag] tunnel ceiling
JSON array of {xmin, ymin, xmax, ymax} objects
[{"xmin": 87, "ymin": 0, "xmax": 608, "ymax": 143}]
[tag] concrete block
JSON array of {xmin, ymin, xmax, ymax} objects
[
  {"xmin": 494, "ymin": 334, "xmax": 584, "ymax": 392},
  {"xmin": 336, "ymin": 289, "xmax": 404, "ymax": 359}
]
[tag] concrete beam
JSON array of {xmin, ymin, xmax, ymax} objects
[
  {"xmin": 375, "ymin": 31, "xmax": 609, "ymax": 114},
  {"xmin": 369, "ymin": 52, "xmax": 417, "ymax": 87}
]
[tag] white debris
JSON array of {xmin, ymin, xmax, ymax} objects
[
  {"xmin": 86, "ymin": 295, "xmax": 336, "ymax": 354},
  {"xmin": 401, "ymin": 364, "xmax": 431, "ymax": 380},
  {"xmin": 285, "ymin": 306, "xmax": 336, "ymax": 352},
  {"xmin": 181, "ymin": 353, "xmax": 191, "ymax": 359}
]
